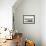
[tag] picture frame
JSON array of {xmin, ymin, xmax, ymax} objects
[{"xmin": 23, "ymin": 15, "xmax": 35, "ymax": 24}]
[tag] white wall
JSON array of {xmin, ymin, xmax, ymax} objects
[
  {"xmin": 41, "ymin": 0, "xmax": 46, "ymax": 46},
  {"xmin": 13, "ymin": 0, "xmax": 41, "ymax": 46},
  {"xmin": 0, "ymin": 0, "xmax": 16, "ymax": 29}
]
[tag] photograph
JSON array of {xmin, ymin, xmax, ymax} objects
[{"xmin": 23, "ymin": 15, "xmax": 35, "ymax": 24}]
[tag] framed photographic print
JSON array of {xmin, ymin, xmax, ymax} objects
[{"xmin": 23, "ymin": 15, "xmax": 35, "ymax": 24}]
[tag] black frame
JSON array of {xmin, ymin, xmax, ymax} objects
[{"xmin": 23, "ymin": 15, "xmax": 35, "ymax": 24}]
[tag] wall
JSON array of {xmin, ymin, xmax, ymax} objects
[
  {"xmin": 0, "ymin": 0, "xmax": 16, "ymax": 30},
  {"xmin": 41, "ymin": 0, "xmax": 46, "ymax": 46},
  {"xmin": 13, "ymin": 0, "xmax": 41, "ymax": 46}
]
